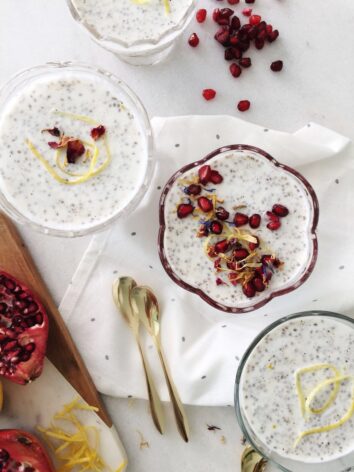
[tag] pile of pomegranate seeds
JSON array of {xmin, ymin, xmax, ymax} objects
[
  {"xmin": 190, "ymin": 1, "xmax": 283, "ymax": 110},
  {"xmin": 176, "ymin": 164, "xmax": 289, "ymax": 298}
]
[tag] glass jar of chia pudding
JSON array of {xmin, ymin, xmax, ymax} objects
[
  {"xmin": 0, "ymin": 62, "xmax": 153, "ymax": 237},
  {"xmin": 66, "ymin": 0, "xmax": 196, "ymax": 65},
  {"xmin": 235, "ymin": 311, "xmax": 354, "ymax": 472}
]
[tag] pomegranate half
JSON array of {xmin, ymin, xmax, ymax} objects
[
  {"xmin": 0, "ymin": 271, "xmax": 49, "ymax": 384},
  {"xmin": 0, "ymin": 429, "xmax": 55, "ymax": 472}
]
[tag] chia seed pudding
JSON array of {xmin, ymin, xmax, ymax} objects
[
  {"xmin": 70, "ymin": 0, "xmax": 194, "ymax": 45},
  {"xmin": 161, "ymin": 149, "xmax": 317, "ymax": 311},
  {"xmin": 0, "ymin": 65, "xmax": 151, "ymax": 235},
  {"xmin": 237, "ymin": 314, "xmax": 354, "ymax": 469}
]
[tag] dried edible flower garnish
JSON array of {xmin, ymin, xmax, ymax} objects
[
  {"xmin": 91, "ymin": 125, "xmax": 106, "ymax": 141},
  {"xmin": 67, "ymin": 139, "xmax": 86, "ymax": 164},
  {"xmin": 207, "ymin": 425, "xmax": 221, "ymax": 431},
  {"xmin": 294, "ymin": 364, "xmax": 354, "ymax": 447},
  {"xmin": 26, "ymin": 111, "xmax": 111, "ymax": 186},
  {"xmin": 175, "ymin": 164, "xmax": 285, "ymax": 298},
  {"xmin": 38, "ymin": 397, "xmax": 126, "ymax": 472},
  {"xmin": 42, "ymin": 127, "xmax": 61, "ymax": 137}
]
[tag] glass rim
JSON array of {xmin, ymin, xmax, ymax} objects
[
  {"xmin": 0, "ymin": 61, "xmax": 154, "ymax": 238},
  {"xmin": 234, "ymin": 310, "xmax": 354, "ymax": 471},
  {"xmin": 66, "ymin": 0, "xmax": 197, "ymax": 52},
  {"xmin": 158, "ymin": 145, "xmax": 319, "ymax": 314}
]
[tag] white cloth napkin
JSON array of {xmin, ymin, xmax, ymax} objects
[{"xmin": 59, "ymin": 115, "xmax": 352, "ymax": 406}]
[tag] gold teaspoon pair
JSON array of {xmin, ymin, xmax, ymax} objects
[{"xmin": 112, "ymin": 277, "xmax": 189, "ymax": 442}]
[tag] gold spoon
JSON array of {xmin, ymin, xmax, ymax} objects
[
  {"xmin": 241, "ymin": 445, "xmax": 267, "ymax": 472},
  {"xmin": 131, "ymin": 286, "xmax": 190, "ymax": 442},
  {"xmin": 112, "ymin": 277, "xmax": 165, "ymax": 434}
]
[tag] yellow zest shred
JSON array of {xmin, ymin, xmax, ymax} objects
[
  {"xmin": 294, "ymin": 364, "xmax": 354, "ymax": 448},
  {"xmin": 131, "ymin": 0, "xmax": 170, "ymax": 14},
  {"xmin": 26, "ymin": 112, "xmax": 112, "ymax": 185},
  {"xmin": 38, "ymin": 398, "xmax": 125, "ymax": 472},
  {"xmin": 295, "ymin": 363, "xmax": 341, "ymax": 417}
]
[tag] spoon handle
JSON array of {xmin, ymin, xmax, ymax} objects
[
  {"xmin": 156, "ymin": 339, "xmax": 190, "ymax": 442},
  {"xmin": 136, "ymin": 336, "xmax": 165, "ymax": 435}
]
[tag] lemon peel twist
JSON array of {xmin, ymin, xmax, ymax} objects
[
  {"xmin": 294, "ymin": 364, "xmax": 354, "ymax": 448},
  {"xmin": 131, "ymin": 0, "xmax": 170, "ymax": 14},
  {"xmin": 26, "ymin": 111, "xmax": 112, "ymax": 185},
  {"xmin": 295, "ymin": 363, "xmax": 341, "ymax": 417}
]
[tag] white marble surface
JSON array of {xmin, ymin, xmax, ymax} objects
[{"xmin": 0, "ymin": 0, "xmax": 354, "ymax": 470}]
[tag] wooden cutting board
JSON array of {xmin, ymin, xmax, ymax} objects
[{"xmin": 0, "ymin": 212, "xmax": 112, "ymax": 427}]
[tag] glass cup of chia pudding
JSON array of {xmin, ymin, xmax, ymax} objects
[
  {"xmin": 66, "ymin": 0, "xmax": 196, "ymax": 65},
  {"xmin": 235, "ymin": 311, "xmax": 354, "ymax": 472},
  {"xmin": 0, "ymin": 62, "xmax": 153, "ymax": 237}
]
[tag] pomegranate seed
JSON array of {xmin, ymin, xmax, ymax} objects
[
  {"xmin": 188, "ymin": 33, "xmax": 199, "ymax": 47},
  {"xmin": 257, "ymin": 29, "xmax": 267, "ymax": 41},
  {"xmin": 255, "ymin": 38, "xmax": 264, "ymax": 49},
  {"xmin": 237, "ymin": 100, "xmax": 251, "ymax": 112},
  {"xmin": 207, "ymin": 246, "xmax": 218, "ymax": 258},
  {"xmin": 245, "ymin": 0, "xmax": 255, "ymax": 3},
  {"xmin": 249, "ymin": 235, "xmax": 260, "ymax": 251},
  {"xmin": 258, "ymin": 21, "xmax": 267, "ymax": 31},
  {"xmin": 243, "ymin": 282, "xmax": 256, "ymax": 298},
  {"xmin": 242, "ymin": 8, "xmax": 252, "ymax": 16},
  {"xmin": 227, "ymin": 0, "xmax": 239, "ymax": 4},
  {"xmin": 210, "ymin": 220, "xmax": 223, "ymax": 234},
  {"xmin": 253, "ymin": 277, "xmax": 265, "ymax": 292},
  {"xmin": 198, "ymin": 196, "xmax": 213, "ymax": 212},
  {"xmin": 249, "ymin": 213, "xmax": 261, "ymax": 228},
  {"xmin": 248, "ymin": 26, "xmax": 258, "ymax": 40},
  {"xmin": 185, "ymin": 184, "xmax": 201, "ymax": 196},
  {"xmin": 216, "ymin": 277, "xmax": 226, "ymax": 286},
  {"xmin": 266, "ymin": 211, "xmax": 279, "ymax": 222},
  {"xmin": 225, "ymin": 48, "xmax": 235, "ymax": 61},
  {"xmin": 216, "ymin": 207, "xmax": 230, "ymax": 221},
  {"xmin": 249, "ymin": 15, "xmax": 261, "ymax": 25},
  {"xmin": 267, "ymin": 220, "xmax": 281, "ymax": 231},
  {"xmin": 232, "ymin": 46, "xmax": 243, "ymax": 59},
  {"xmin": 210, "ymin": 170, "xmax": 223, "ymax": 184},
  {"xmin": 230, "ymin": 16, "xmax": 241, "ymax": 31},
  {"xmin": 233, "ymin": 248, "xmax": 249, "ymax": 261},
  {"xmin": 268, "ymin": 29, "xmax": 279, "ymax": 42},
  {"xmin": 230, "ymin": 63, "xmax": 242, "ymax": 78},
  {"xmin": 227, "ymin": 261, "xmax": 237, "ymax": 270},
  {"xmin": 234, "ymin": 212, "xmax": 249, "ymax": 226},
  {"xmin": 177, "ymin": 203, "xmax": 194, "ymax": 218},
  {"xmin": 214, "ymin": 26, "xmax": 230, "ymax": 45},
  {"xmin": 196, "ymin": 9, "xmax": 207, "ymax": 23},
  {"xmin": 215, "ymin": 239, "xmax": 230, "ymax": 254},
  {"xmin": 198, "ymin": 165, "xmax": 212, "ymax": 184},
  {"xmin": 203, "ymin": 89, "xmax": 217, "ymax": 101},
  {"xmin": 270, "ymin": 60, "xmax": 283, "ymax": 72},
  {"xmin": 272, "ymin": 204, "xmax": 289, "ymax": 217},
  {"xmin": 213, "ymin": 8, "xmax": 221, "ymax": 22},
  {"xmin": 215, "ymin": 8, "xmax": 234, "ymax": 25},
  {"xmin": 239, "ymin": 57, "xmax": 251, "ymax": 68},
  {"xmin": 266, "ymin": 24, "xmax": 273, "ymax": 34}
]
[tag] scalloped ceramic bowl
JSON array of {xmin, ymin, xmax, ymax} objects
[{"xmin": 158, "ymin": 145, "xmax": 319, "ymax": 314}]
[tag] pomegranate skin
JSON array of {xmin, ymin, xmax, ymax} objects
[
  {"xmin": 0, "ymin": 429, "xmax": 55, "ymax": 472},
  {"xmin": 0, "ymin": 271, "xmax": 49, "ymax": 385}
]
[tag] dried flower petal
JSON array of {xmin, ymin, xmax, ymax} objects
[
  {"xmin": 90, "ymin": 125, "xmax": 106, "ymax": 141},
  {"xmin": 42, "ymin": 127, "xmax": 61, "ymax": 137},
  {"xmin": 67, "ymin": 139, "xmax": 86, "ymax": 164}
]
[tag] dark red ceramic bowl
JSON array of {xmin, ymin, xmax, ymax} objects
[{"xmin": 158, "ymin": 145, "xmax": 319, "ymax": 314}]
